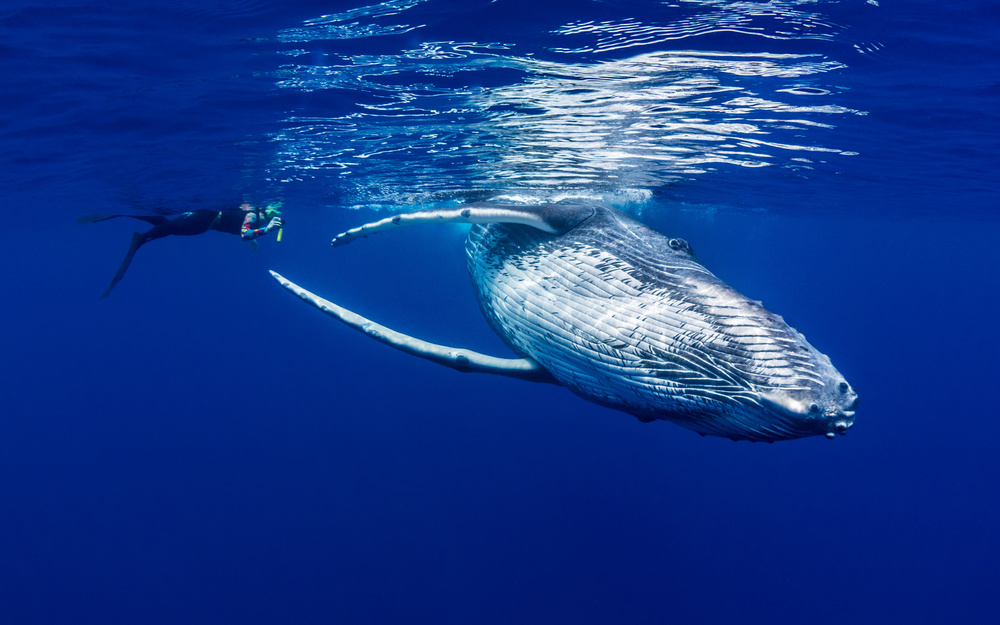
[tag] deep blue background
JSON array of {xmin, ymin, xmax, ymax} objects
[{"xmin": 2, "ymin": 2, "xmax": 999, "ymax": 624}]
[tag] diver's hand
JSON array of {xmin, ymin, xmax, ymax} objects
[{"xmin": 266, "ymin": 217, "xmax": 283, "ymax": 231}]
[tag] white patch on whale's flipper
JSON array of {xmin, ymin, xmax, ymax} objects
[{"xmin": 269, "ymin": 270, "xmax": 554, "ymax": 382}]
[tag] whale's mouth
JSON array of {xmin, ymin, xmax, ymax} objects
[
  {"xmin": 825, "ymin": 415, "xmax": 855, "ymax": 439},
  {"xmin": 824, "ymin": 394, "xmax": 859, "ymax": 438},
  {"xmin": 757, "ymin": 391, "xmax": 858, "ymax": 441}
]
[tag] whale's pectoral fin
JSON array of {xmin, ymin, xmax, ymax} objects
[
  {"xmin": 270, "ymin": 271, "xmax": 556, "ymax": 384},
  {"xmin": 331, "ymin": 202, "xmax": 595, "ymax": 247}
]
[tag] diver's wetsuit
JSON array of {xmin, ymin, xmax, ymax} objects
[
  {"xmin": 80, "ymin": 207, "xmax": 280, "ymax": 297},
  {"xmin": 135, "ymin": 210, "xmax": 270, "ymax": 242}
]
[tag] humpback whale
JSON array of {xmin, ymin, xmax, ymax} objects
[{"xmin": 270, "ymin": 201, "xmax": 858, "ymax": 442}]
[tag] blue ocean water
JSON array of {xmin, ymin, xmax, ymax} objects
[{"xmin": 1, "ymin": 0, "xmax": 998, "ymax": 623}]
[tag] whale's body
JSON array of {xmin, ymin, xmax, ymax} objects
[{"xmin": 271, "ymin": 201, "xmax": 858, "ymax": 442}]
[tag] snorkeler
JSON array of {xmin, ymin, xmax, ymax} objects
[{"xmin": 79, "ymin": 203, "xmax": 284, "ymax": 298}]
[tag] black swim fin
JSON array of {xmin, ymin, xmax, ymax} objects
[
  {"xmin": 79, "ymin": 213, "xmax": 168, "ymax": 226},
  {"xmin": 102, "ymin": 232, "xmax": 144, "ymax": 298},
  {"xmin": 77, "ymin": 213, "xmax": 120, "ymax": 224}
]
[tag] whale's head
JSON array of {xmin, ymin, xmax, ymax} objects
[{"xmin": 757, "ymin": 353, "xmax": 859, "ymax": 440}]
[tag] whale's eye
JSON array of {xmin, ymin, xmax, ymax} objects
[
  {"xmin": 809, "ymin": 403, "xmax": 820, "ymax": 413},
  {"xmin": 839, "ymin": 382, "xmax": 849, "ymax": 392},
  {"xmin": 668, "ymin": 238, "xmax": 682, "ymax": 250}
]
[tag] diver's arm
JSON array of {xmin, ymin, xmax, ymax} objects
[
  {"xmin": 241, "ymin": 213, "xmax": 283, "ymax": 240},
  {"xmin": 240, "ymin": 213, "xmax": 268, "ymax": 240}
]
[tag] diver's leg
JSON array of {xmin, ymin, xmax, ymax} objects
[
  {"xmin": 100, "ymin": 211, "xmax": 226, "ymax": 297},
  {"xmin": 101, "ymin": 231, "xmax": 147, "ymax": 298},
  {"xmin": 131, "ymin": 216, "xmax": 169, "ymax": 226},
  {"xmin": 157, "ymin": 211, "xmax": 217, "ymax": 237},
  {"xmin": 330, "ymin": 202, "xmax": 596, "ymax": 247},
  {"xmin": 123, "ymin": 212, "xmax": 216, "ymax": 242}
]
